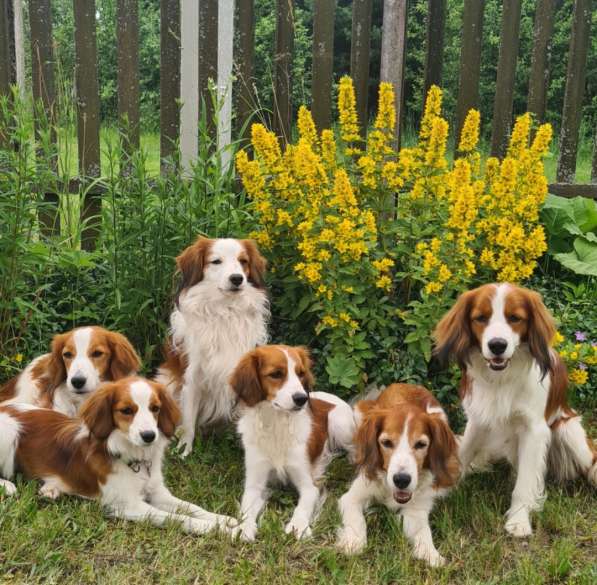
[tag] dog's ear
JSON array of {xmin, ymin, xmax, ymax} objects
[
  {"xmin": 294, "ymin": 346, "xmax": 315, "ymax": 391},
  {"xmin": 426, "ymin": 415, "xmax": 460, "ymax": 489},
  {"xmin": 175, "ymin": 238, "xmax": 212, "ymax": 304},
  {"xmin": 524, "ymin": 289, "xmax": 556, "ymax": 379},
  {"xmin": 355, "ymin": 411, "xmax": 384, "ymax": 480},
  {"xmin": 432, "ymin": 289, "xmax": 476, "ymax": 369},
  {"xmin": 229, "ymin": 351, "xmax": 265, "ymax": 406},
  {"xmin": 80, "ymin": 384, "xmax": 115, "ymax": 440},
  {"xmin": 241, "ymin": 239, "xmax": 267, "ymax": 289},
  {"xmin": 47, "ymin": 333, "xmax": 68, "ymax": 390},
  {"xmin": 155, "ymin": 382, "xmax": 181, "ymax": 438},
  {"xmin": 108, "ymin": 331, "xmax": 141, "ymax": 380}
]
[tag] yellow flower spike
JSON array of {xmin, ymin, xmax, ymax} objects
[
  {"xmin": 569, "ymin": 368, "xmax": 588, "ymax": 385},
  {"xmin": 458, "ymin": 109, "xmax": 481, "ymax": 152},
  {"xmin": 297, "ymin": 105, "xmax": 318, "ymax": 147},
  {"xmin": 321, "ymin": 129, "xmax": 337, "ymax": 170},
  {"xmin": 251, "ymin": 124, "xmax": 282, "ymax": 168},
  {"xmin": 338, "ymin": 76, "xmax": 361, "ymax": 144},
  {"xmin": 374, "ymin": 82, "xmax": 396, "ymax": 133},
  {"xmin": 419, "ymin": 85, "xmax": 443, "ymax": 142},
  {"xmin": 425, "ymin": 117, "xmax": 449, "ymax": 169},
  {"xmin": 425, "ymin": 281, "xmax": 442, "ymax": 295},
  {"xmin": 375, "ymin": 275, "xmax": 392, "ymax": 291},
  {"xmin": 530, "ymin": 123, "xmax": 553, "ymax": 157},
  {"xmin": 507, "ymin": 113, "xmax": 531, "ymax": 159}
]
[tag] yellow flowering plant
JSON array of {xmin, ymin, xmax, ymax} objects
[
  {"xmin": 236, "ymin": 78, "xmax": 553, "ymax": 391},
  {"xmin": 553, "ymin": 331, "xmax": 595, "ymax": 390}
]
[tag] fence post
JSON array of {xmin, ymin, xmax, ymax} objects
[
  {"xmin": 350, "ymin": 0, "xmax": 372, "ymax": 129},
  {"xmin": 160, "ymin": 0, "xmax": 180, "ymax": 170},
  {"xmin": 380, "ymin": 0, "xmax": 407, "ymax": 146},
  {"xmin": 13, "ymin": 0, "xmax": 24, "ymax": 93},
  {"xmin": 217, "ymin": 0, "xmax": 234, "ymax": 170},
  {"xmin": 311, "ymin": 0, "xmax": 335, "ymax": 132},
  {"xmin": 117, "ymin": 0, "xmax": 140, "ymax": 154},
  {"xmin": 455, "ymin": 0, "xmax": 485, "ymax": 144},
  {"xmin": 180, "ymin": 0, "xmax": 199, "ymax": 172},
  {"xmin": 199, "ymin": 0, "xmax": 218, "ymax": 142},
  {"xmin": 424, "ymin": 0, "xmax": 446, "ymax": 95},
  {"xmin": 29, "ymin": 0, "xmax": 59, "ymax": 235},
  {"xmin": 273, "ymin": 0, "xmax": 293, "ymax": 144},
  {"xmin": 236, "ymin": 0, "xmax": 254, "ymax": 141},
  {"xmin": 592, "ymin": 127, "xmax": 597, "ymax": 183},
  {"xmin": 490, "ymin": 0, "xmax": 522, "ymax": 158},
  {"xmin": 0, "ymin": 0, "xmax": 11, "ymax": 96},
  {"xmin": 556, "ymin": 0, "xmax": 592, "ymax": 183},
  {"xmin": 73, "ymin": 0, "xmax": 101, "ymax": 251},
  {"xmin": 527, "ymin": 0, "xmax": 556, "ymax": 122}
]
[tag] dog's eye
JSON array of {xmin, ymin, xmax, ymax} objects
[
  {"xmin": 239, "ymin": 258, "xmax": 248, "ymax": 266},
  {"xmin": 63, "ymin": 351, "xmax": 73, "ymax": 359},
  {"xmin": 268, "ymin": 370, "xmax": 284, "ymax": 380},
  {"xmin": 507, "ymin": 315, "xmax": 522, "ymax": 324},
  {"xmin": 120, "ymin": 407, "xmax": 134, "ymax": 416},
  {"xmin": 414, "ymin": 440, "xmax": 428, "ymax": 450},
  {"xmin": 380, "ymin": 439, "xmax": 393, "ymax": 449},
  {"xmin": 473, "ymin": 315, "xmax": 488, "ymax": 324},
  {"xmin": 91, "ymin": 350, "xmax": 103, "ymax": 358},
  {"xmin": 210, "ymin": 259, "xmax": 222, "ymax": 265},
  {"xmin": 149, "ymin": 405, "xmax": 160, "ymax": 413}
]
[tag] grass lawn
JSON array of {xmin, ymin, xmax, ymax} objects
[{"xmin": 1, "ymin": 421, "xmax": 596, "ymax": 584}]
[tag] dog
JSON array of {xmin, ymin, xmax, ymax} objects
[
  {"xmin": 0, "ymin": 326, "xmax": 140, "ymax": 416},
  {"xmin": 229, "ymin": 345, "xmax": 355, "ymax": 541},
  {"xmin": 433, "ymin": 283, "xmax": 597, "ymax": 537},
  {"xmin": 337, "ymin": 383, "xmax": 459, "ymax": 566},
  {"xmin": 155, "ymin": 237, "xmax": 269, "ymax": 457},
  {"xmin": 0, "ymin": 376, "xmax": 239, "ymax": 537}
]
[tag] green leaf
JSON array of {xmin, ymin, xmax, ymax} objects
[
  {"xmin": 325, "ymin": 354, "xmax": 361, "ymax": 389},
  {"xmin": 553, "ymin": 236, "xmax": 597, "ymax": 276}
]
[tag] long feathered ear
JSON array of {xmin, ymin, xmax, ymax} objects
[
  {"xmin": 294, "ymin": 346, "xmax": 315, "ymax": 391},
  {"xmin": 524, "ymin": 289, "xmax": 556, "ymax": 379},
  {"xmin": 426, "ymin": 415, "xmax": 460, "ymax": 489},
  {"xmin": 80, "ymin": 384, "xmax": 115, "ymax": 440},
  {"xmin": 48, "ymin": 333, "xmax": 68, "ymax": 390},
  {"xmin": 241, "ymin": 239, "xmax": 267, "ymax": 289},
  {"xmin": 229, "ymin": 351, "xmax": 265, "ymax": 406},
  {"xmin": 432, "ymin": 289, "xmax": 476, "ymax": 369},
  {"xmin": 155, "ymin": 383, "xmax": 181, "ymax": 438},
  {"xmin": 108, "ymin": 332, "xmax": 141, "ymax": 380},
  {"xmin": 355, "ymin": 411, "xmax": 384, "ymax": 480},
  {"xmin": 175, "ymin": 238, "xmax": 212, "ymax": 305}
]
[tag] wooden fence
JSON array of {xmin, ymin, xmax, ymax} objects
[{"xmin": 0, "ymin": 0, "xmax": 596, "ymax": 252}]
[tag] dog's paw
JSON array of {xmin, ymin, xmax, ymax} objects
[
  {"xmin": 413, "ymin": 543, "xmax": 446, "ymax": 567},
  {"xmin": 285, "ymin": 518, "xmax": 312, "ymax": 540},
  {"xmin": 0, "ymin": 479, "xmax": 16, "ymax": 496},
  {"xmin": 239, "ymin": 522, "xmax": 258, "ymax": 542},
  {"xmin": 219, "ymin": 516, "xmax": 241, "ymax": 539},
  {"xmin": 177, "ymin": 436, "xmax": 194, "ymax": 459},
  {"xmin": 39, "ymin": 482, "xmax": 62, "ymax": 500},
  {"xmin": 336, "ymin": 528, "xmax": 366, "ymax": 555},
  {"xmin": 505, "ymin": 511, "xmax": 533, "ymax": 538}
]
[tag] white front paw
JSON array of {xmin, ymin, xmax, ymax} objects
[
  {"xmin": 218, "ymin": 516, "xmax": 241, "ymax": 538},
  {"xmin": 39, "ymin": 482, "xmax": 62, "ymax": 500},
  {"xmin": 240, "ymin": 522, "xmax": 258, "ymax": 542},
  {"xmin": 177, "ymin": 433, "xmax": 194, "ymax": 458},
  {"xmin": 285, "ymin": 517, "xmax": 312, "ymax": 540},
  {"xmin": 336, "ymin": 527, "xmax": 366, "ymax": 555},
  {"xmin": 412, "ymin": 541, "xmax": 446, "ymax": 567},
  {"xmin": 505, "ymin": 508, "xmax": 532, "ymax": 537},
  {"xmin": 0, "ymin": 479, "xmax": 16, "ymax": 496}
]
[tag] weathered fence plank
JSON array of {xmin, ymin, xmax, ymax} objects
[
  {"xmin": 527, "ymin": 0, "xmax": 556, "ymax": 121},
  {"xmin": 424, "ymin": 0, "xmax": 446, "ymax": 95},
  {"xmin": 29, "ymin": 0, "xmax": 59, "ymax": 235},
  {"xmin": 180, "ymin": 0, "xmax": 199, "ymax": 171},
  {"xmin": 273, "ymin": 0, "xmax": 293, "ymax": 143},
  {"xmin": 117, "ymin": 0, "xmax": 140, "ymax": 153},
  {"xmin": 236, "ymin": 0, "xmax": 255, "ymax": 140},
  {"xmin": 380, "ymin": 0, "xmax": 407, "ymax": 145},
  {"xmin": 592, "ymin": 129, "xmax": 597, "ymax": 184},
  {"xmin": 160, "ymin": 0, "xmax": 180, "ymax": 168},
  {"xmin": 13, "ymin": 0, "xmax": 25, "ymax": 92},
  {"xmin": 311, "ymin": 0, "xmax": 335, "ymax": 132},
  {"xmin": 490, "ymin": 0, "xmax": 522, "ymax": 158},
  {"xmin": 199, "ymin": 0, "xmax": 218, "ymax": 141},
  {"xmin": 455, "ymin": 0, "xmax": 485, "ymax": 142},
  {"xmin": 350, "ymin": 0, "xmax": 372, "ymax": 128},
  {"xmin": 217, "ymin": 0, "xmax": 234, "ymax": 170},
  {"xmin": 0, "ymin": 0, "xmax": 11, "ymax": 96},
  {"xmin": 549, "ymin": 183, "xmax": 597, "ymax": 200},
  {"xmin": 73, "ymin": 0, "xmax": 102, "ymax": 251},
  {"xmin": 556, "ymin": 0, "xmax": 592, "ymax": 183}
]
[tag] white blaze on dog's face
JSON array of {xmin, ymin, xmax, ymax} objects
[
  {"xmin": 230, "ymin": 345, "xmax": 315, "ymax": 411},
  {"xmin": 49, "ymin": 327, "xmax": 141, "ymax": 397}
]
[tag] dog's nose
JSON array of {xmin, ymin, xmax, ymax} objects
[
  {"xmin": 488, "ymin": 338, "xmax": 508, "ymax": 355},
  {"xmin": 393, "ymin": 473, "xmax": 411, "ymax": 489},
  {"xmin": 140, "ymin": 431, "xmax": 156, "ymax": 444},
  {"xmin": 71, "ymin": 376, "xmax": 86, "ymax": 390},
  {"xmin": 292, "ymin": 393, "xmax": 308, "ymax": 407},
  {"xmin": 229, "ymin": 274, "xmax": 244, "ymax": 287}
]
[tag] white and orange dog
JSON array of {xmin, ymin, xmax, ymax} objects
[
  {"xmin": 337, "ymin": 384, "xmax": 459, "ymax": 566},
  {"xmin": 230, "ymin": 345, "xmax": 355, "ymax": 541},
  {"xmin": 156, "ymin": 237, "xmax": 269, "ymax": 456},
  {"xmin": 434, "ymin": 283, "xmax": 597, "ymax": 537},
  {"xmin": 0, "ymin": 376, "xmax": 239, "ymax": 536},
  {"xmin": 0, "ymin": 326, "xmax": 140, "ymax": 416}
]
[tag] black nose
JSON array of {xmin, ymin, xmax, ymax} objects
[
  {"xmin": 140, "ymin": 431, "xmax": 156, "ymax": 444},
  {"xmin": 71, "ymin": 376, "xmax": 86, "ymax": 390},
  {"xmin": 488, "ymin": 338, "xmax": 508, "ymax": 355},
  {"xmin": 393, "ymin": 473, "xmax": 411, "ymax": 489},
  {"xmin": 229, "ymin": 274, "xmax": 244, "ymax": 287},
  {"xmin": 292, "ymin": 393, "xmax": 308, "ymax": 407}
]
